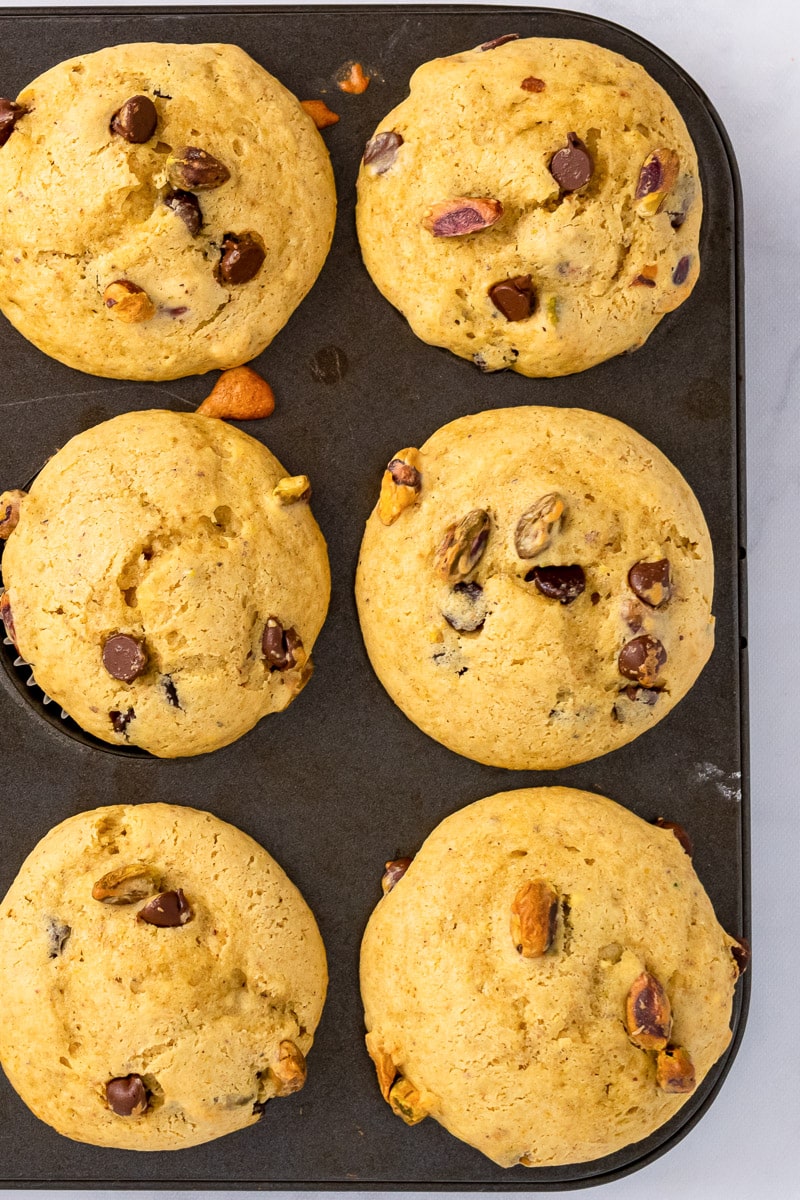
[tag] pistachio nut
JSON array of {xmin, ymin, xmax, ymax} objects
[
  {"xmin": 365, "ymin": 1031, "xmax": 398, "ymax": 1101},
  {"xmin": 377, "ymin": 448, "xmax": 422, "ymax": 526},
  {"xmin": 656, "ymin": 1045, "xmax": 696, "ymax": 1094},
  {"xmin": 0, "ymin": 489, "xmax": 26, "ymax": 539},
  {"xmin": 510, "ymin": 879, "xmax": 559, "ymax": 958},
  {"xmin": 635, "ymin": 148, "xmax": 680, "ymax": 216},
  {"xmin": 92, "ymin": 863, "xmax": 160, "ymax": 905},
  {"xmin": 166, "ymin": 146, "xmax": 230, "ymax": 191},
  {"xmin": 388, "ymin": 1077, "xmax": 428, "ymax": 1125},
  {"xmin": 515, "ymin": 493, "xmax": 565, "ymax": 559},
  {"xmin": 270, "ymin": 1040, "xmax": 307, "ymax": 1096},
  {"xmin": 273, "ymin": 475, "xmax": 312, "ymax": 504},
  {"xmin": 625, "ymin": 971, "xmax": 672, "ymax": 1051},
  {"xmin": 435, "ymin": 509, "xmax": 491, "ymax": 584},
  {"xmin": 103, "ymin": 280, "xmax": 155, "ymax": 324}
]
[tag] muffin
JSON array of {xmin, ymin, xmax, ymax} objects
[
  {"xmin": 356, "ymin": 35, "xmax": 700, "ymax": 376},
  {"xmin": 0, "ymin": 42, "xmax": 336, "ymax": 379},
  {"xmin": 356, "ymin": 406, "xmax": 714, "ymax": 770},
  {"xmin": 0, "ymin": 802, "xmax": 327, "ymax": 1151},
  {"xmin": 361, "ymin": 786, "xmax": 744, "ymax": 1168},
  {"xmin": 0, "ymin": 409, "xmax": 330, "ymax": 757}
]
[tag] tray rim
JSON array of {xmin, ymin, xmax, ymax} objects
[{"xmin": 0, "ymin": 3, "xmax": 750, "ymax": 1191}]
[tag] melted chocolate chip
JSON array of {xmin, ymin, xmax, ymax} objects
[
  {"xmin": 110, "ymin": 707, "xmax": 135, "ymax": 736},
  {"xmin": 549, "ymin": 133, "xmax": 593, "ymax": 192},
  {"xmin": 46, "ymin": 917, "xmax": 71, "ymax": 959},
  {"xmin": 137, "ymin": 889, "xmax": 193, "ymax": 927},
  {"xmin": 622, "ymin": 685, "xmax": 661, "ymax": 706},
  {"xmin": 263, "ymin": 617, "xmax": 303, "ymax": 671},
  {"xmin": 110, "ymin": 95, "xmax": 157, "ymax": 143},
  {"xmin": 0, "ymin": 592, "xmax": 16, "ymax": 646},
  {"xmin": 363, "ymin": 130, "xmax": 403, "ymax": 173},
  {"xmin": 442, "ymin": 581, "xmax": 487, "ymax": 633},
  {"xmin": 479, "ymin": 33, "xmax": 519, "ymax": 50},
  {"xmin": 672, "ymin": 255, "xmax": 692, "ymax": 285},
  {"xmin": 106, "ymin": 1075, "xmax": 149, "ymax": 1117},
  {"xmin": 489, "ymin": 275, "xmax": 535, "ymax": 322},
  {"xmin": 633, "ymin": 274, "xmax": 657, "ymax": 287},
  {"xmin": 102, "ymin": 634, "xmax": 148, "ymax": 682},
  {"xmin": 164, "ymin": 188, "xmax": 202, "ymax": 236},
  {"xmin": 0, "ymin": 98, "xmax": 27, "ymax": 147},
  {"xmin": 521, "ymin": 76, "xmax": 546, "ymax": 92},
  {"xmin": 654, "ymin": 817, "xmax": 693, "ymax": 856},
  {"xmin": 526, "ymin": 564, "xmax": 586, "ymax": 604},
  {"xmin": 163, "ymin": 677, "xmax": 180, "ymax": 708},
  {"xmin": 218, "ymin": 233, "xmax": 265, "ymax": 285},
  {"xmin": 618, "ymin": 635, "xmax": 667, "ymax": 685},
  {"xmin": 629, "ymin": 559, "xmax": 672, "ymax": 607},
  {"xmin": 731, "ymin": 936, "xmax": 751, "ymax": 977}
]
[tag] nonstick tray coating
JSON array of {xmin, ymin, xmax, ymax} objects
[{"xmin": 0, "ymin": 5, "xmax": 748, "ymax": 1189}]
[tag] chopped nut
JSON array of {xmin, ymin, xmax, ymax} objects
[
  {"xmin": 365, "ymin": 1031, "xmax": 397, "ymax": 1101},
  {"xmin": 515, "ymin": 493, "xmax": 565, "ymax": 558},
  {"xmin": 629, "ymin": 559, "xmax": 672, "ymax": 607},
  {"xmin": 653, "ymin": 817, "xmax": 693, "ymax": 856},
  {"xmin": 270, "ymin": 1040, "xmax": 307, "ymax": 1096},
  {"xmin": 625, "ymin": 971, "xmax": 672, "ymax": 1050},
  {"xmin": 273, "ymin": 475, "xmax": 312, "ymax": 504},
  {"xmin": 110, "ymin": 95, "xmax": 157, "ymax": 143},
  {"xmin": 217, "ymin": 232, "xmax": 266, "ymax": 285},
  {"xmin": 511, "ymin": 879, "xmax": 559, "ymax": 958},
  {"xmin": 166, "ymin": 145, "xmax": 230, "ymax": 190},
  {"xmin": 656, "ymin": 1045, "xmax": 696, "ymax": 1093},
  {"xmin": 92, "ymin": 863, "xmax": 160, "ymax": 905},
  {"xmin": 263, "ymin": 617, "xmax": 306, "ymax": 672},
  {"xmin": 422, "ymin": 197, "xmax": 503, "ymax": 237},
  {"xmin": 435, "ymin": 509, "xmax": 491, "ymax": 584},
  {"xmin": 0, "ymin": 98, "xmax": 27, "ymax": 147},
  {"xmin": 441, "ymin": 581, "xmax": 487, "ymax": 632},
  {"xmin": 363, "ymin": 130, "xmax": 403, "ymax": 174},
  {"xmin": 381, "ymin": 857, "xmax": 413, "ymax": 895},
  {"xmin": 197, "ymin": 366, "xmax": 275, "ymax": 421},
  {"xmin": 0, "ymin": 489, "xmax": 26, "ymax": 539},
  {"xmin": 635, "ymin": 148, "xmax": 680, "ymax": 215},
  {"xmin": 631, "ymin": 264, "xmax": 658, "ymax": 287},
  {"xmin": 103, "ymin": 280, "xmax": 155, "ymax": 323},
  {"xmin": 301, "ymin": 99, "xmax": 340, "ymax": 129},
  {"xmin": 339, "ymin": 62, "xmax": 370, "ymax": 94},
  {"xmin": 106, "ymin": 1074, "xmax": 149, "ymax": 1117},
  {"xmin": 618, "ymin": 635, "xmax": 667, "ymax": 687},
  {"xmin": 731, "ymin": 936, "xmax": 751, "ymax": 978},
  {"xmin": 377, "ymin": 448, "xmax": 422, "ymax": 526},
  {"xmin": 389, "ymin": 1077, "xmax": 428, "ymax": 1125}
]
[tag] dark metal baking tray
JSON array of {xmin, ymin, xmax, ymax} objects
[{"xmin": 0, "ymin": 4, "xmax": 748, "ymax": 1190}]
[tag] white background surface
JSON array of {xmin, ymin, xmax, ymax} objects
[{"xmin": 1, "ymin": 0, "xmax": 798, "ymax": 1197}]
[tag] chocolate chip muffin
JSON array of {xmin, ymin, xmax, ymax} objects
[
  {"xmin": 356, "ymin": 35, "xmax": 700, "ymax": 376},
  {"xmin": 361, "ymin": 786, "xmax": 743, "ymax": 1168},
  {"xmin": 0, "ymin": 42, "xmax": 336, "ymax": 379},
  {"xmin": 355, "ymin": 406, "xmax": 713, "ymax": 770},
  {"xmin": 0, "ymin": 803, "xmax": 327, "ymax": 1150},
  {"xmin": 0, "ymin": 409, "xmax": 329, "ymax": 757}
]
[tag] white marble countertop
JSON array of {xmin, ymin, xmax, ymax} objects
[{"xmin": 0, "ymin": 0, "xmax": 798, "ymax": 1197}]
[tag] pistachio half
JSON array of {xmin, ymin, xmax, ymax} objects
[
  {"xmin": 625, "ymin": 971, "xmax": 672, "ymax": 1051},
  {"xmin": 510, "ymin": 880, "xmax": 559, "ymax": 958}
]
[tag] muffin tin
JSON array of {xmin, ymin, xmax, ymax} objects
[{"xmin": 0, "ymin": 4, "xmax": 748, "ymax": 1190}]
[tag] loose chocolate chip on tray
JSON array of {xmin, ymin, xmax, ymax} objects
[
  {"xmin": 489, "ymin": 275, "xmax": 535, "ymax": 322},
  {"xmin": 110, "ymin": 95, "xmax": 157, "ymax": 143},
  {"xmin": 0, "ymin": 98, "xmax": 27, "ymax": 147},
  {"xmin": 263, "ymin": 617, "xmax": 304, "ymax": 671},
  {"xmin": 103, "ymin": 634, "xmax": 148, "ymax": 682},
  {"xmin": 167, "ymin": 146, "xmax": 230, "ymax": 190},
  {"xmin": 138, "ymin": 889, "xmax": 193, "ymax": 927},
  {"xmin": 479, "ymin": 33, "xmax": 519, "ymax": 50},
  {"xmin": 526, "ymin": 564, "xmax": 585, "ymax": 604},
  {"xmin": 653, "ymin": 817, "xmax": 693, "ymax": 856},
  {"xmin": 363, "ymin": 130, "xmax": 403, "ymax": 174},
  {"xmin": 218, "ymin": 233, "xmax": 265, "ymax": 284},
  {"xmin": 423, "ymin": 198, "xmax": 503, "ymax": 237},
  {"xmin": 106, "ymin": 1075, "xmax": 149, "ymax": 1117},
  {"xmin": 311, "ymin": 344, "xmax": 348, "ymax": 384},
  {"xmin": 628, "ymin": 559, "xmax": 672, "ymax": 607},
  {"xmin": 672, "ymin": 255, "xmax": 692, "ymax": 285},
  {"xmin": 164, "ymin": 188, "xmax": 202, "ymax": 236},
  {"xmin": 549, "ymin": 133, "xmax": 593, "ymax": 192},
  {"xmin": 618, "ymin": 635, "xmax": 667, "ymax": 686},
  {"xmin": 381, "ymin": 857, "xmax": 413, "ymax": 895}
]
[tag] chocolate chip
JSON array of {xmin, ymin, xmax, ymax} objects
[
  {"xmin": 110, "ymin": 707, "xmax": 135, "ymax": 735},
  {"xmin": 618, "ymin": 635, "xmax": 667, "ymax": 685},
  {"xmin": 549, "ymin": 133, "xmax": 593, "ymax": 192},
  {"xmin": 590, "ymin": 592, "xmax": 600, "ymax": 605},
  {"xmin": 262, "ymin": 617, "xmax": 303, "ymax": 671},
  {"xmin": 632, "ymin": 274, "xmax": 657, "ymax": 287},
  {"xmin": 654, "ymin": 817, "xmax": 693, "ymax": 856},
  {"xmin": 381, "ymin": 857, "xmax": 413, "ymax": 894},
  {"xmin": 622, "ymin": 685, "xmax": 661, "ymax": 706},
  {"xmin": 102, "ymin": 634, "xmax": 148, "ymax": 682},
  {"xmin": 0, "ymin": 592, "xmax": 16, "ymax": 647},
  {"xmin": 311, "ymin": 345, "xmax": 348, "ymax": 385},
  {"xmin": 138, "ymin": 889, "xmax": 193, "ymax": 927},
  {"xmin": 46, "ymin": 917, "xmax": 71, "ymax": 959},
  {"xmin": 387, "ymin": 458, "xmax": 421, "ymax": 489},
  {"xmin": 363, "ymin": 130, "xmax": 403, "ymax": 174},
  {"xmin": 489, "ymin": 275, "xmax": 534, "ymax": 322},
  {"xmin": 526, "ymin": 564, "xmax": 586, "ymax": 604},
  {"xmin": 442, "ymin": 581, "xmax": 487, "ymax": 633},
  {"xmin": 106, "ymin": 1075, "xmax": 149, "ymax": 1117},
  {"xmin": 110, "ymin": 95, "xmax": 157, "ymax": 143},
  {"xmin": 629, "ymin": 559, "xmax": 672, "ymax": 607},
  {"xmin": 521, "ymin": 76, "xmax": 545, "ymax": 92},
  {"xmin": 731, "ymin": 936, "xmax": 751, "ymax": 977},
  {"xmin": 0, "ymin": 98, "xmax": 27, "ymax": 148},
  {"xmin": 479, "ymin": 33, "xmax": 519, "ymax": 50},
  {"xmin": 164, "ymin": 188, "xmax": 202, "ymax": 236},
  {"xmin": 672, "ymin": 255, "xmax": 691, "ymax": 285},
  {"xmin": 163, "ymin": 677, "xmax": 180, "ymax": 708},
  {"xmin": 218, "ymin": 233, "xmax": 265, "ymax": 285}
]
